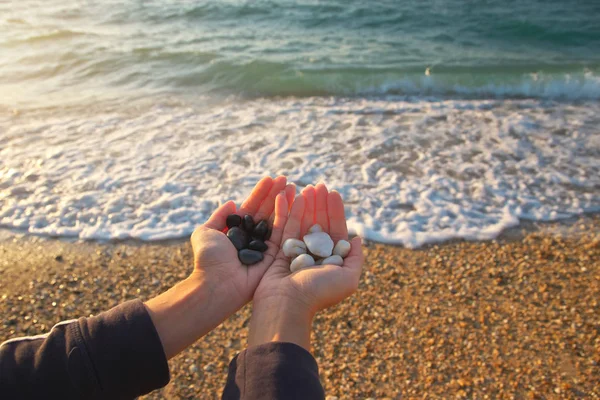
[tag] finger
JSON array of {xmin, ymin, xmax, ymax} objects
[
  {"xmin": 268, "ymin": 183, "xmax": 296, "ymax": 226},
  {"xmin": 300, "ymin": 185, "xmax": 316, "ymax": 236},
  {"xmin": 314, "ymin": 182, "xmax": 329, "ymax": 232},
  {"xmin": 239, "ymin": 176, "xmax": 274, "ymax": 216},
  {"xmin": 254, "ymin": 175, "xmax": 287, "ymax": 221},
  {"xmin": 204, "ymin": 200, "xmax": 237, "ymax": 231},
  {"xmin": 280, "ymin": 194, "xmax": 305, "ymax": 244},
  {"xmin": 245, "ymin": 192, "xmax": 289, "ymax": 281},
  {"xmin": 268, "ymin": 191, "xmax": 288, "ymax": 247},
  {"xmin": 285, "ymin": 183, "xmax": 296, "ymax": 212},
  {"xmin": 327, "ymin": 190, "xmax": 348, "ymax": 242}
]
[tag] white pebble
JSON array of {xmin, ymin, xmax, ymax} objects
[
  {"xmin": 282, "ymin": 238, "xmax": 307, "ymax": 258},
  {"xmin": 290, "ymin": 254, "xmax": 315, "ymax": 273},
  {"xmin": 332, "ymin": 239, "xmax": 351, "ymax": 258},
  {"xmin": 321, "ymin": 255, "xmax": 344, "ymax": 266},
  {"xmin": 303, "ymin": 232, "xmax": 334, "ymax": 258},
  {"xmin": 308, "ymin": 223, "xmax": 323, "ymax": 233}
]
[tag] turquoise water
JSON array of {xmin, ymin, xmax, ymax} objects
[
  {"xmin": 1, "ymin": 1, "xmax": 599, "ymax": 245},
  {"xmin": 2, "ymin": 0, "xmax": 600, "ymax": 106}
]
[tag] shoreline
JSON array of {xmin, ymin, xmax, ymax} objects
[
  {"xmin": 1, "ymin": 211, "xmax": 599, "ymax": 249},
  {"xmin": 1, "ymin": 216, "xmax": 599, "ymax": 398}
]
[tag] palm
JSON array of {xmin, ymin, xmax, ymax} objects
[
  {"xmin": 191, "ymin": 227, "xmax": 279, "ymax": 303},
  {"xmin": 191, "ymin": 176, "xmax": 295, "ymax": 305},
  {"xmin": 254, "ymin": 183, "xmax": 363, "ymax": 314}
]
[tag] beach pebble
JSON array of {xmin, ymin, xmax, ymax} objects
[
  {"xmin": 282, "ymin": 238, "xmax": 307, "ymax": 258},
  {"xmin": 308, "ymin": 224, "xmax": 323, "ymax": 233},
  {"xmin": 243, "ymin": 215, "xmax": 255, "ymax": 232},
  {"xmin": 238, "ymin": 249, "xmax": 264, "ymax": 265},
  {"xmin": 321, "ymin": 255, "xmax": 344, "ymax": 266},
  {"xmin": 333, "ymin": 239, "xmax": 351, "ymax": 258},
  {"xmin": 226, "ymin": 214, "xmax": 242, "ymax": 229},
  {"xmin": 290, "ymin": 254, "xmax": 315, "ymax": 273},
  {"xmin": 303, "ymin": 232, "xmax": 334, "ymax": 258},
  {"xmin": 252, "ymin": 220, "xmax": 269, "ymax": 240},
  {"xmin": 227, "ymin": 227, "xmax": 249, "ymax": 251},
  {"xmin": 248, "ymin": 240, "xmax": 268, "ymax": 252}
]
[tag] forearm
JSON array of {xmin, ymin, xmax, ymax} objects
[
  {"xmin": 144, "ymin": 272, "xmax": 241, "ymax": 359},
  {"xmin": 248, "ymin": 297, "xmax": 314, "ymax": 352}
]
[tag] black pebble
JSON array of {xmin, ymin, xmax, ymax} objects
[
  {"xmin": 226, "ymin": 214, "xmax": 242, "ymax": 229},
  {"xmin": 252, "ymin": 220, "xmax": 269, "ymax": 240},
  {"xmin": 238, "ymin": 249, "xmax": 264, "ymax": 265},
  {"xmin": 227, "ymin": 227, "xmax": 249, "ymax": 251},
  {"xmin": 248, "ymin": 240, "xmax": 268, "ymax": 252},
  {"xmin": 243, "ymin": 215, "xmax": 255, "ymax": 232},
  {"xmin": 265, "ymin": 228, "xmax": 272, "ymax": 241}
]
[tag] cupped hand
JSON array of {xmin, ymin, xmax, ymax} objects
[
  {"xmin": 190, "ymin": 176, "xmax": 295, "ymax": 306},
  {"xmin": 252, "ymin": 183, "xmax": 364, "ymax": 317}
]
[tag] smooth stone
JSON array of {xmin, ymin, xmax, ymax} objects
[
  {"xmin": 238, "ymin": 249, "xmax": 264, "ymax": 265},
  {"xmin": 332, "ymin": 240, "xmax": 351, "ymax": 258},
  {"xmin": 227, "ymin": 227, "xmax": 249, "ymax": 251},
  {"xmin": 248, "ymin": 240, "xmax": 268, "ymax": 252},
  {"xmin": 226, "ymin": 214, "xmax": 242, "ymax": 229},
  {"xmin": 290, "ymin": 254, "xmax": 315, "ymax": 273},
  {"xmin": 321, "ymin": 255, "xmax": 344, "ymax": 266},
  {"xmin": 303, "ymin": 232, "xmax": 334, "ymax": 258},
  {"xmin": 282, "ymin": 238, "xmax": 307, "ymax": 258},
  {"xmin": 243, "ymin": 215, "xmax": 255, "ymax": 232},
  {"xmin": 308, "ymin": 224, "xmax": 323, "ymax": 233},
  {"xmin": 252, "ymin": 220, "xmax": 269, "ymax": 240}
]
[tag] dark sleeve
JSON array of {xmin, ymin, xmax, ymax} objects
[
  {"xmin": 0, "ymin": 299, "xmax": 170, "ymax": 400},
  {"xmin": 222, "ymin": 342, "xmax": 325, "ymax": 400}
]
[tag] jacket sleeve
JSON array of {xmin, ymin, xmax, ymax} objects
[
  {"xmin": 222, "ymin": 342, "xmax": 325, "ymax": 400},
  {"xmin": 0, "ymin": 299, "xmax": 170, "ymax": 400}
]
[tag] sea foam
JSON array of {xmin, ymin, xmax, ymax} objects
[{"xmin": 0, "ymin": 97, "xmax": 598, "ymax": 247}]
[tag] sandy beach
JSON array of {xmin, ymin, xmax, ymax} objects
[{"xmin": 1, "ymin": 218, "xmax": 598, "ymax": 399}]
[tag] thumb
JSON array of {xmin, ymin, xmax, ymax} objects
[
  {"xmin": 343, "ymin": 236, "xmax": 364, "ymax": 275},
  {"xmin": 204, "ymin": 201, "xmax": 237, "ymax": 231}
]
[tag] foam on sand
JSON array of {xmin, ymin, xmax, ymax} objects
[{"xmin": 1, "ymin": 97, "xmax": 598, "ymax": 247}]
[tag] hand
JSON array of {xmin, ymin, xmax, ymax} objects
[
  {"xmin": 145, "ymin": 176, "xmax": 295, "ymax": 359},
  {"xmin": 249, "ymin": 183, "xmax": 364, "ymax": 351},
  {"xmin": 190, "ymin": 175, "xmax": 296, "ymax": 305}
]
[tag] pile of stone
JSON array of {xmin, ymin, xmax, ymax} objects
[
  {"xmin": 282, "ymin": 224, "xmax": 351, "ymax": 272},
  {"xmin": 225, "ymin": 214, "xmax": 271, "ymax": 265}
]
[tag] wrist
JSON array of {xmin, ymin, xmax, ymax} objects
[
  {"xmin": 145, "ymin": 273, "xmax": 240, "ymax": 359},
  {"xmin": 248, "ymin": 296, "xmax": 315, "ymax": 352}
]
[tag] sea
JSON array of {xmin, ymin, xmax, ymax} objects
[{"xmin": 1, "ymin": 0, "xmax": 599, "ymax": 247}]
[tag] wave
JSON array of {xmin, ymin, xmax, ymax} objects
[
  {"xmin": 5, "ymin": 29, "xmax": 88, "ymax": 45},
  {"xmin": 169, "ymin": 62, "xmax": 600, "ymax": 100}
]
